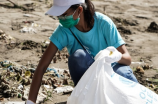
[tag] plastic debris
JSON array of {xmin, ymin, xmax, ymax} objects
[
  {"xmin": 20, "ymin": 26, "xmax": 36, "ymax": 33},
  {"xmin": 54, "ymin": 86, "xmax": 73, "ymax": 94},
  {"xmin": 23, "ymin": 14, "xmax": 33, "ymax": 17},
  {"xmin": 43, "ymin": 85, "xmax": 53, "ymax": 89},
  {"xmin": 0, "ymin": 59, "xmax": 73, "ymax": 103},
  {"xmin": 20, "ymin": 23, "xmax": 41, "ymax": 33},
  {"xmin": 18, "ymin": 85, "xmax": 23, "ymax": 91},
  {"xmin": 135, "ymin": 66, "xmax": 144, "ymax": 74},
  {"xmin": 46, "ymin": 68, "xmax": 60, "ymax": 77},
  {"xmin": 25, "ymin": 71, "xmax": 31, "ymax": 78}
]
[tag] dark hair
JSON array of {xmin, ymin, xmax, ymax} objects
[{"xmin": 70, "ymin": 0, "xmax": 95, "ymax": 28}]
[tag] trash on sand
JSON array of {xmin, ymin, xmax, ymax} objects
[
  {"xmin": 18, "ymin": 85, "xmax": 23, "ymax": 91},
  {"xmin": 147, "ymin": 21, "xmax": 158, "ymax": 33},
  {"xmin": 131, "ymin": 61, "xmax": 144, "ymax": 65},
  {"xmin": 0, "ymin": 29, "xmax": 4, "ymax": 34},
  {"xmin": 31, "ymin": 23, "xmax": 41, "ymax": 27},
  {"xmin": 43, "ymin": 85, "xmax": 53, "ymax": 89},
  {"xmin": 25, "ymin": 71, "xmax": 31, "ymax": 78},
  {"xmin": 23, "ymin": 14, "xmax": 33, "ymax": 17},
  {"xmin": 135, "ymin": 66, "xmax": 144, "ymax": 74},
  {"xmin": 54, "ymin": 86, "xmax": 73, "ymax": 94},
  {"xmin": 20, "ymin": 23, "xmax": 41, "ymax": 33},
  {"xmin": 46, "ymin": 68, "xmax": 60, "ymax": 77},
  {"xmin": 20, "ymin": 26, "xmax": 36, "ymax": 33},
  {"xmin": 1, "ymin": 60, "xmax": 13, "ymax": 68}
]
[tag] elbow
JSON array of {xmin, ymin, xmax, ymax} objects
[
  {"xmin": 118, "ymin": 53, "xmax": 131, "ymax": 66},
  {"xmin": 127, "ymin": 55, "xmax": 132, "ymax": 66},
  {"xmin": 127, "ymin": 59, "xmax": 131, "ymax": 66}
]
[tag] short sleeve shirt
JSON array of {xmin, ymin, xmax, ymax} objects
[{"xmin": 49, "ymin": 12, "xmax": 125, "ymax": 57}]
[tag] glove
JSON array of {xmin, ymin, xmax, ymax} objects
[
  {"xmin": 104, "ymin": 46, "xmax": 122, "ymax": 63},
  {"xmin": 26, "ymin": 100, "xmax": 35, "ymax": 104}
]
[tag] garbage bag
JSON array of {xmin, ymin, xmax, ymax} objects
[{"xmin": 67, "ymin": 49, "xmax": 158, "ymax": 104}]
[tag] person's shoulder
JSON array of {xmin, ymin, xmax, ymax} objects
[
  {"xmin": 54, "ymin": 24, "xmax": 69, "ymax": 34},
  {"xmin": 95, "ymin": 12, "xmax": 114, "ymax": 26}
]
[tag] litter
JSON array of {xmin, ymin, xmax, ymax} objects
[
  {"xmin": 46, "ymin": 68, "xmax": 60, "ymax": 77},
  {"xmin": 131, "ymin": 61, "xmax": 144, "ymax": 65},
  {"xmin": 43, "ymin": 85, "xmax": 53, "ymax": 89},
  {"xmin": 18, "ymin": 85, "xmax": 23, "ymax": 90},
  {"xmin": 23, "ymin": 14, "xmax": 33, "ymax": 17},
  {"xmin": 20, "ymin": 23, "xmax": 41, "ymax": 33},
  {"xmin": 54, "ymin": 86, "xmax": 73, "ymax": 94},
  {"xmin": 20, "ymin": 26, "xmax": 36, "ymax": 33}
]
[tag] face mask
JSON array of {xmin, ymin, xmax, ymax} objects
[{"xmin": 58, "ymin": 10, "xmax": 80, "ymax": 28}]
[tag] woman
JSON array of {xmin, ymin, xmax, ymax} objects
[{"xmin": 26, "ymin": 0, "xmax": 138, "ymax": 103}]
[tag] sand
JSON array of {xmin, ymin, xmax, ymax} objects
[{"xmin": 0, "ymin": 0, "xmax": 158, "ymax": 103}]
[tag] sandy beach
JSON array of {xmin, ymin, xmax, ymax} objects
[{"xmin": 0, "ymin": 0, "xmax": 158, "ymax": 103}]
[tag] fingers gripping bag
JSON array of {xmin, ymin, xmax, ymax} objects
[{"xmin": 67, "ymin": 49, "xmax": 158, "ymax": 104}]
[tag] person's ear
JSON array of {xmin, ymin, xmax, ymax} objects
[{"xmin": 78, "ymin": 6, "xmax": 83, "ymax": 15}]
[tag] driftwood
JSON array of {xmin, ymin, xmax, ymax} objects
[{"xmin": 0, "ymin": 0, "xmax": 34, "ymax": 11}]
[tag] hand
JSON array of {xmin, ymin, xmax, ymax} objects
[
  {"xmin": 104, "ymin": 46, "xmax": 122, "ymax": 63},
  {"xmin": 26, "ymin": 100, "xmax": 35, "ymax": 104}
]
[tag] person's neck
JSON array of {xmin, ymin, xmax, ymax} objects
[
  {"xmin": 75, "ymin": 14, "xmax": 93, "ymax": 32},
  {"xmin": 75, "ymin": 23, "xmax": 91, "ymax": 32}
]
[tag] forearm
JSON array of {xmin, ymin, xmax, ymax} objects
[
  {"xmin": 117, "ymin": 53, "xmax": 131, "ymax": 66},
  {"xmin": 28, "ymin": 66, "xmax": 46, "ymax": 103},
  {"xmin": 27, "ymin": 42, "xmax": 58, "ymax": 103}
]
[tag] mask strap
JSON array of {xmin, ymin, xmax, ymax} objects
[
  {"xmin": 73, "ymin": 9, "xmax": 80, "ymax": 18},
  {"xmin": 72, "ymin": 10, "xmax": 77, "ymax": 16}
]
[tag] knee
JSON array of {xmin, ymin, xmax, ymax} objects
[
  {"xmin": 112, "ymin": 63, "xmax": 138, "ymax": 83},
  {"xmin": 68, "ymin": 49, "xmax": 94, "ymax": 85},
  {"xmin": 68, "ymin": 49, "xmax": 94, "ymax": 67},
  {"xmin": 68, "ymin": 49, "xmax": 87, "ymax": 68},
  {"xmin": 69, "ymin": 49, "xmax": 86, "ymax": 62}
]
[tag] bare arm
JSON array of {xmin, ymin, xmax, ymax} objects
[
  {"xmin": 28, "ymin": 42, "xmax": 58, "ymax": 103},
  {"xmin": 117, "ymin": 44, "xmax": 131, "ymax": 66}
]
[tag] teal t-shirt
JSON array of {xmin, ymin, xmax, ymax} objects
[{"xmin": 49, "ymin": 12, "xmax": 125, "ymax": 58}]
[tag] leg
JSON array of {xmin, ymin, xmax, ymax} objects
[
  {"xmin": 112, "ymin": 62, "xmax": 138, "ymax": 83},
  {"xmin": 68, "ymin": 49, "xmax": 94, "ymax": 86}
]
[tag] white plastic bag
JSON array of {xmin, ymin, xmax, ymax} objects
[{"xmin": 67, "ymin": 49, "xmax": 158, "ymax": 104}]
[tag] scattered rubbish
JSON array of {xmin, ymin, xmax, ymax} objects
[
  {"xmin": 41, "ymin": 40, "xmax": 50, "ymax": 48},
  {"xmin": 142, "ymin": 64, "xmax": 150, "ymax": 69},
  {"xmin": 0, "ymin": 59, "xmax": 73, "ymax": 103},
  {"xmin": 22, "ymin": 21, "xmax": 34, "ymax": 24},
  {"xmin": 46, "ymin": 68, "xmax": 59, "ymax": 77},
  {"xmin": 18, "ymin": 85, "xmax": 23, "ymax": 91},
  {"xmin": 131, "ymin": 62, "xmax": 144, "ymax": 65},
  {"xmin": 28, "ymin": 68, "xmax": 36, "ymax": 73},
  {"xmin": 1, "ymin": 60, "xmax": 13, "ymax": 68},
  {"xmin": 135, "ymin": 66, "xmax": 144, "ymax": 74},
  {"xmin": 18, "ymin": 93, "xmax": 22, "ymax": 98},
  {"xmin": 147, "ymin": 22, "xmax": 158, "ymax": 33},
  {"xmin": 0, "ymin": 29, "xmax": 16, "ymax": 44},
  {"xmin": 54, "ymin": 86, "xmax": 73, "ymax": 94},
  {"xmin": 0, "ymin": 29, "xmax": 4, "ymax": 34},
  {"xmin": 20, "ymin": 26, "xmax": 36, "ymax": 33},
  {"xmin": 25, "ymin": 71, "xmax": 31, "ymax": 78},
  {"xmin": 149, "ymin": 84, "xmax": 155, "ymax": 88},
  {"xmin": 31, "ymin": 23, "xmax": 41, "ymax": 27},
  {"xmin": 43, "ymin": 85, "xmax": 53, "ymax": 89},
  {"xmin": 23, "ymin": 14, "xmax": 33, "ymax": 17},
  {"xmin": 20, "ymin": 23, "xmax": 41, "ymax": 33},
  {"xmin": 46, "ymin": 68, "xmax": 57, "ymax": 73}
]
